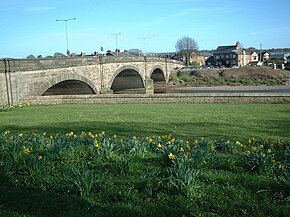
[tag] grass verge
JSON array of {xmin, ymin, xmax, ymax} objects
[{"xmin": 0, "ymin": 104, "xmax": 289, "ymax": 141}]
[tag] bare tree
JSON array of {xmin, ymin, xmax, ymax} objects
[{"xmin": 175, "ymin": 36, "xmax": 199, "ymax": 65}]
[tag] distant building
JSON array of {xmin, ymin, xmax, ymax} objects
[
  {"xmin": 213, "ymin": 41, "xmax": 251, "ymax": 67},
  {"xmin": 270, "ymin": 52, "xmax": 290, "ymax": 60},
  {"xmin": 189, "ymin": 52, "xmax": 205, "ymax": 66},
  {"xmin": 251, "ymin": 52, "xmax": 259, "ymax": 62},
  {"xmin": 287, "ymin": 55, "xmax": 290, "ymax": 63},
  {"xmin": 262, "ymin": 52, "xmax": 270, "ymax": 61},
  {"xmin": 205, "ymin": 56, "xmax": 215, "ymax": 66}
]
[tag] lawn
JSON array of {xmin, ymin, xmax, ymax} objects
[
  {"xmin": 0, "ymin": 103, "xmax": 289, "ymax": 141},
  {"xmin": 0, "ymin": 104, "xmax": 289, "ymax": 216}
]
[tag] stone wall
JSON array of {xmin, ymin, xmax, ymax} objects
[
  {"xmin": 20, "ymin": 93, "xmax": 290, "ymax": 105},
  {"xmin": 0, "ymin": 57, "xmax": 183, "ymax": 105},
  {"xmin": 0, "ymin": 57, "xmax": 182, "ymax": 73}
]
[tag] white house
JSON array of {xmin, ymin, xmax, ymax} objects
[{"xmin": 251, "ymin": 52, "xmax": 259, "ymax": 62}]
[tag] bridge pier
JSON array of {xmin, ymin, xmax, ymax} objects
[
  {"xmin": 145, "ymin": 76, "xmax": 154, "ymax": 94},
  {"xmin": 100, "ymin": 87, "xmax": 113, "ymax": 94}
]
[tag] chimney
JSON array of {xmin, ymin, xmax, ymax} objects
[{"xmin": 236, "ymin": 41, "xmax": 241, "ymax": 49}]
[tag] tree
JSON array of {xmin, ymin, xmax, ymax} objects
[
  {"xmin": 26, "ymin": 54, "xmax": 35, "ymax": 59},
  {"xmin": 175, "ymin": 36, "xmax": 199, "ymax": 65},
  {"xmin": 128, "ymin": 49, "xmax": 142, "ymax": 56},
  {"xmin": 54, "ymin": 52, "xmax": 66, "ymax": 58}
]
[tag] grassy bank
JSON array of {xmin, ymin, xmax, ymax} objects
[
  {"xmin": 0, "ymin": 104, "xmax": 289, "ymax": 216},
  {"xmin": 0, "ymin": 104, "xmax": 289, "ymax": 141},
  {"xmin": 0, "ymin": 132, "xmax": 289, "ymax": 216},
  {"xmin": 170, "ymin": 67, "xmax": 289, "ymax": 86}
]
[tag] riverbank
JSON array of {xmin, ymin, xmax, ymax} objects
[
  {"xmin": 169, "ymin": 67, "xmax": 290, "ymax": 86},
  {"xmin": 166, "ymin": 85, "xmax": 290, "ymax": 94}
]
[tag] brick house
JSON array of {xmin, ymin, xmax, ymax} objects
[
  {"xmin": 213, "ymin": 41, "xmax": 251, "ymax": 67},
  {"xmin": 190, "ymin": 52, "xmax": 205, "ymax": 66}
]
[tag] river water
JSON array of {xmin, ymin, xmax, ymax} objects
[{"xmin": 158, "ymin": 86, "xmax": 290, "ymax": 94}]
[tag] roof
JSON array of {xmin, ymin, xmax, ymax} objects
[
  {"xmin": 205, "ymin": 56, "xmax": 215, "ymax": 63},
  {"xmin": 214, "ymin": 45, "xmax": 237, "ymax": 54}
]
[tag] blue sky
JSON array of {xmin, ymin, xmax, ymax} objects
[{"xmin": 1, "ymin": 0, "xmax": 290, "ymax": 58}]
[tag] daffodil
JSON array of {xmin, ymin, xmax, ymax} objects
[
  {"xmin": 37, "ymin": 155, "xmax": 43, "ymax": 160},
  {"xmin": 245, "ymin": 150, "xmax": 251, "ymax": 155},
  {"xmin": 157, "ymin": 143, "xmax": 162, "ymax": 148},
  {"xmin": 180, "ymin": 147, "xmax": 185, "ymax": 152},
  {"xmin": 210, "ymin": 145, "xmax": 216, "ymax": 152},
  {"xmin": 277, "ymin": 163, "xmax": 283, "ymax": 169},
  {"xmin": 261, "ymin": 153, "xmax": 266, "ymax": 158},
  {"xmin": 23, "ymin": 146, "xmax": 30, "ymax": 155},
  {"xmin": 18, "ymin": 133, "xmax": 23, "ymax": 137},
  {"xmin": 251, "ymin": 146, "xmax": 258, "ymax": 152},
  {"xmin": 267, "ymin": 149, "xmax": 272, "ymax": 153},
  {"xmin": 168, "ymin": 152, "xmax": 175, "ymax": 160},
  {"xmin": 94, "ymin": 140, "xmax": 99, "ymax": 148}
]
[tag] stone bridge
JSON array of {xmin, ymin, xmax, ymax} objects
[{"xmin": 0, "ymin": 56, "xmax": 183, "ymax": 105}]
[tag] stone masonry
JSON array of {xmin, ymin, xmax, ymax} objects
[{"xmin": 0, "ymin": 56, "xmax": 183, "ymax": 105}]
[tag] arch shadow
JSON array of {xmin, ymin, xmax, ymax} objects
[
  {"xmin": 150, "ymin": 66, "xmax": 166, "ymax": 82},
  {"xmin": 109, "ymin": 65, "xmax": 145, "ymax": 93},
  {"xmin": 37, "ymin": 73, "xmax": 98, "ymax": 96}
]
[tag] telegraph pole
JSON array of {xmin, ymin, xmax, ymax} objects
[
  {"xmin": 111, "ymin": 33, "xmax": 121, "ymax": 56},
  {"xmin": 56, "ymin": 18, "xmax": 76, "ymax": 55},
  {"xmin": 138, "ymin": 37, "xmax": 150, "ymax": 56}
]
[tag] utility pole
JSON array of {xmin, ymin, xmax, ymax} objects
[
  {"xmin": 259, "ymin": 43, "xmax": 262, "ymax": 63},
  {"xmin": 56, "ymin": 18, "xmax": 76, "ymax": 56},
  {"xmin": 138, "ymin": 37, "xmax": 150, "ymax": 56},
  {"xmin": 111, "ymin": 33, "xmax": 121, "ymax": 56}
]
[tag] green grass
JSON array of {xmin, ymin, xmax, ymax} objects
[
  {"xmin": 0, "ymin": 132, "xmax": 289, "ymax": 217},
  {"xmin": 0, "ymin": 104, "xmax": 289, "ymax": 141}
]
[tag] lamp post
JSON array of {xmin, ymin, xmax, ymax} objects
[
  {"xmin": 56, "ymin": 18, "xmax": 76, "ymax": 56},
  {"xmin": 111, "ymin": 33, "xmax": 121, "ymax": 56},
  {"xmin": 138, "ymin": 37, "xmax": 150, "ymax": 56}
]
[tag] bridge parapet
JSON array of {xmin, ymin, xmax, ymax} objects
[{"xmin": 0, "ymin": 56, "xmax": 183, "ymax": 73}]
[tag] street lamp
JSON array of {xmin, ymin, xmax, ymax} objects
[
  {"xmin": 138, "ymin": 37, "xmax": 150, "ymax": 56},
  {"xmin": 111, "ymin": 33, "xmax": 121, "ymax": 56},
  {"xmin": 56, "ymin": 18, "xmax": 76, "ymax": 56}
]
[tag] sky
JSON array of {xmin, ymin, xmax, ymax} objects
[{"xmin": 1, "ymin": 0, "xmax": 290, "ymax": 58}]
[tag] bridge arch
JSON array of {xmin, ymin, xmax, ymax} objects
[
  {"xmin": 150, "ymin": 66, "xmax": 166, "ymax": 82},
  {"xmin": 37, "ymin": 73, "xmax": 98, "ymax": 96},
  {"xmin": 109, "ymin": 65, "xmax": 145, "ymax": 93}
]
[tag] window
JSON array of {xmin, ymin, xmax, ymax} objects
[
  {"xmin": 221, "ymin": 54, "xmax": 225, "ymax": 58},
  {"xmin": 216, "ymin": 55, "xmax": 220, "ymax": 60},
  {"xmin": 232, "ymin": 54, "xmax": 236, "ymax": 58},
  {"xmin": 226, "ymin": 55, "xmax": 229, "ymax": 59}
]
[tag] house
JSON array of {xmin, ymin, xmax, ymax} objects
[
  {"xmin": 213, "ymin": 41, "xmax": 251, "ymax": 67},
  {"xmin": 190, "ymin": 52, "xmax": 205, "ymax": 66},
  {"xmin": 262, "ymin": 52, "xmax": 270, "ymax": 61},
  {"xmin": 205, "ymin": 56, "xmax": 215, "ymax": 66},
  {"xmin": 286, "ymin": 55, "xmax": 290, "ymax": 70},
  {"xmin": 251, "ymin": 52, "xmax": 259, "ymax": 62}
]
